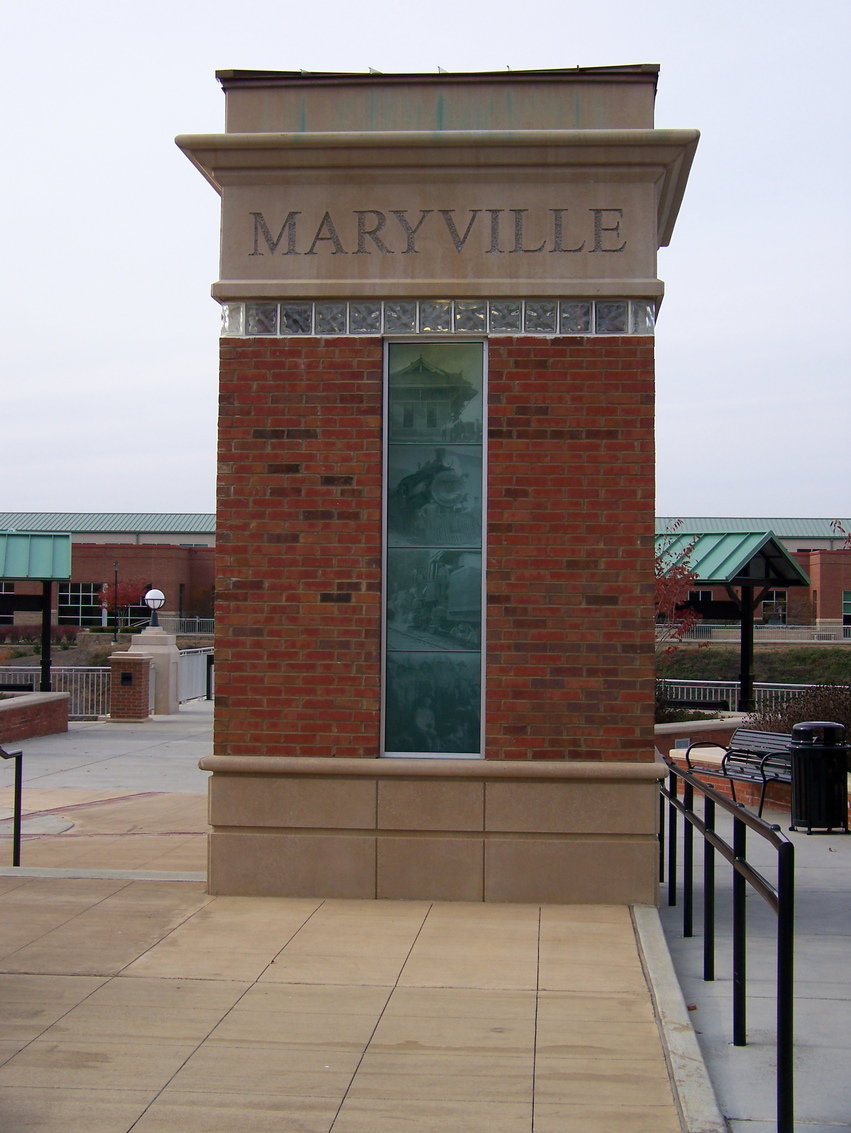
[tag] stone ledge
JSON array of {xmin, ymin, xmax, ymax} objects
[{"xmin": 200, "ymin": 754, "xmax": 665, "ymax": 781}]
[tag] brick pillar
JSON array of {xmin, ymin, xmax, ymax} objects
[
  {"xmin": 215, "ymin": 338, "xmax": 384, "ymax": 759},
  {"xmin": 109, "ymin": 652, "xmax": 152, "ymax": 722}
]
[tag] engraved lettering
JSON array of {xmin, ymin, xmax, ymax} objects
[
  {"xmin": 391, "ymin": 209, "xmax": 433, "ymax": 253},
  {"xmin": 250, "ymin": 211, "xmax": 300, "ymax": 256},
  {"xmin": 305, "ymin": 212, "xmax": 347, "ymax": 255},
  {"xmin": 354, "ymin": 210, "xmax": 393, "ymax": 254},
  {"xmin": 549, "ymin": 209, "xmax": 585, "ymax": 253},
  {"xmin": 590, "ymin": 208, "xmax": 626, "ymax": 253},
  {"xmin": 510, "ymin": 209, "xmax": 546, "ymax": 254},
  {"xmin": 485, "ymin": 209, "xmax": 504, "ymax": 254},
  {"xmin": 438, "ymin": 209, "xmax": 481, "ymax": 252}
]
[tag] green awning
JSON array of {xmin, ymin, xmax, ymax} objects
[
  {"xmin": 0, "ymin": 532, "xmax": 72, "ymax": 580},
  {"xmin": 655, "ymin": 530, "xmax": 809, "ymax": 587}
]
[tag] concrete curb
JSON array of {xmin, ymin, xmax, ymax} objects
[
  {"xmin": 632, "ymin": 903, "xmax": 729, "ymax": 1133},
  {"xmin": 0, "ymin": 866, "xmax": 205, "ymax": 882}
]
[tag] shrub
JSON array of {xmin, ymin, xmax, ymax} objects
[
  {"xmin": 0, "ymin": 626, "xmax": 78, "ymax": 647},
  {"xmin": 745, "ymin": 684, "xmax": 851, "ymax": 735}
]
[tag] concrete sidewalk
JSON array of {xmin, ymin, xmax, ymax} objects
[
  {"xmin": 0, "ymin": 702, "xmax": 211, "ymax": 877},
  {"xmin": 0, "ymin": 706, "xmax": 719, "ymax": 1132}
]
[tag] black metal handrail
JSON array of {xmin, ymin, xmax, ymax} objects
[
  {"xmin": 659, "ymin": 755, "xmax": 795, "ymax": 1133},
  {"xmin": 0, "ymin": 744, "xmax": 23, "ymax": 866}
]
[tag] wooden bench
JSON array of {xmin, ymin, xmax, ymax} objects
[{"xmin": 684, "ymin": 728, "xmax": 792, "ymax": 817}]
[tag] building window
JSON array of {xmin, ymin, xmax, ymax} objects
[
  {"xmin": 58, "ymin": 582, "xmax": 104, "ymax": 627},
  {"xmin": 687, "ymin": 589, "xmax": 712, "ymax": 604},
  {"xmin": 0, "ymin": 582, "xmax": 13, "ymax": 626},
  {"xmin": 843, "ymin": 591, "xmax": 851, "ymax": 627},
  {"xmin": 762, "ymin": 589, "xmax": 787, "ymax": 625},
  {"xmin": 383, "ymin": 342, "xmax": 485, "ymax": 758}
]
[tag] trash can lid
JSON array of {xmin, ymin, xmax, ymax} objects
[{"xmin": 790, "ymin": 721, "xmax": 846, "ymax": 744}]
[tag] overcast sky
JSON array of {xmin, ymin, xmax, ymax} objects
[{"xmin": 3, "ymin": 0, "xmax": 848, "ymax": 519}]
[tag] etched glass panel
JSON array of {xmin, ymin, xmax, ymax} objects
[
  {"xmin": 385, "ymin": 341, "xmax": 485, "ymax": 757},
  {"xmin": 349, "ymin": 302, "xmax": 382, "ymax": 334},
  {"xmin": 385, "ymin": 651, "xmax": 481, "ymax": 754},
  {"xmin": 221, "ymin": 303, "xmax": 245, "ymax": 337},
  {"xmin": 387, "ymin": 342, "xmax": 484, "ymax": 444},
  {"xmin": 246, "ymin": 303, "xmax": 278, "ymax": 336},
  {"xmin": 630, "ymin": 300, "xmax": 656, "ymax": 335},
  {"xmin": 559, "ymin": 301, "xmax": 592, "ymax": 335},
  {"xmin": 387, "ymin": 550, "xmax": 482, "ymax": 652},
  {"xmin": 419, "ymin": 301, "xmax": 452, "ymax": 332},
  {"xmin": 454, "ymin": 301, "xmax": 487, "ymax": 332},
  {"xmin": 524, "ymin": 301, "xmax": 557, "ymax": 333},
  {"xmin": 387, "ymin": 444, "xmax": 482, "ymax": 548},
  {"xmin": 488, "ymin": 301, "xmax": 522, "ymax": 332},
  {"xmin": 384, "ymin": 301, "xmax": 418, "ymax": 333},
  {"xmin": 280, "ymin": 303, "xmax": 312, "ymax": 334},
  {"xmin": 595, "ymin": 301, "xmax": 628, "ymax": 334},
  {"xmin": 314, "ymin": 303, "xmax": 347, "ymax": 334}
]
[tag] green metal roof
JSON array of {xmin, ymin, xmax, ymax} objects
[
  {"xmin": 0, "ymin": 533, "xmax": 72, "ymax": 580},
  {"xmin": 656, "ymin": 517, "xmax": 850, "ymax": 540},
  {"xmin": 0, "ymin": 512, "xmax": 215, "ymax": 535},
  {"xmin": 655, "ymin": 531, "xmax": 810, "ymax": 587}
]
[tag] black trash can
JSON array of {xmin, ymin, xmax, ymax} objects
[{"xmin": 789, "ymin": 721, "xmax": 849, "ymax": 834}]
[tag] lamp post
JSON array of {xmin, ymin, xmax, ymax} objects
[{"xmin": 144, "ymin": 588, "xmax": 165, "ymax": 629}]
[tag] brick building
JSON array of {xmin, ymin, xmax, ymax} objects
[
  {"xmin": 0, "ymin": 513, "xmax": 214, "ymax": 627},
  {"xmin": 180, "ymin": 66, "xmax": 699, "ymax": 901},
  {"xmin": 657, "ymin": 517, "xmax": 851, "ymax": 629}
]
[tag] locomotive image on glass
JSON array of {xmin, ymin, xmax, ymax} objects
[
  {"xmin": 387, "ymin": 445, "xmax": 482, "ymax": 548},
  {"xmin": 384, "ymin": 341, "xmax": 484, "ymax": 757},
  {"xmin": 387, "ymin": 549, "xmax": 482, "ymax": 651}
]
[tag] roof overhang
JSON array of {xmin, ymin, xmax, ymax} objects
[
  {"xmin": 0, "ymin": 532, "xmax": 72, "ymax": 581},
  {"xmin": 655, "ymin": 531, "xmax": 810, "ymax": 588}
]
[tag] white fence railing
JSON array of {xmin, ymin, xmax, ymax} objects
[
  {"xmin": 657, "ymin": 678, "xmax": 827, "ymax": 713},
  {"xmin": 179, "ymin": 648, "xmax": 214, "ymax": 703},
  {"xmin": 657, "ymin": 623, "xmax": 851, "ymax": 643},
  {"xmin": 161, "ymin": 616, "xmax": 214, "ymax": 635},
  {"xmin": 0, "ymin": 667, "xmax": 111, "ymax": 719}
]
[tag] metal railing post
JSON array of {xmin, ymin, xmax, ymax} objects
[
  {"xmin": 683, "ymin": 780, "xmax": 694, "ymax": 937},
  {"xmin": 1, "ymin": 745, "xmax": 23, "ymax": 866},
  {"xmin": 703, "ymin": 794, "xmax": 716, "ymax": 982},
  {"xmin": 777, "ymin": 841, "xmax": 795, "ymax": 1133},
  {"xmin": 667, "ymin": 768, "xmax": 678, "ymax": 907},
  {"xmin": 732, "ymin": 813, "xmax": 747, "ymax": 1045}
]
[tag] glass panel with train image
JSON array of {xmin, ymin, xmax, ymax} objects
[{"xmin": 384, "ymin": 342, "xmax": 485, "ymax": 757}]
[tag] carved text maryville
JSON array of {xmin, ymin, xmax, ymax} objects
[{"xmin": 248, "ymin": 208, "xmax": 628, "ymax": 257}]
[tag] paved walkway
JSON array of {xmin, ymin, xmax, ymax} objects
[{"xmin": 0, "ymin": 704, "xmax": 795, "ymax": 1132}]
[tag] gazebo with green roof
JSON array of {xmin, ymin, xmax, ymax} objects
[
  {"xmin": 655, "ymin": 530, "xmax": 810, "ymax": 710},
  {"xmin": 0, "ymin": 532, "xmax": 73, "ymax": 691}
]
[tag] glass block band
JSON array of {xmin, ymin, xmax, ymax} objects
[{"xmin": 224, "ymin": 299, "xmax": 656, "ymax": 338}]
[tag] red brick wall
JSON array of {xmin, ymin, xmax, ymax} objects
[
  {"xmin": 109, "ymin": 655, "xmax": 152, "ymax": 720},
  {"xmin": 486, "ymin": 337, "xmax": 656, "ymax": 760},
  {"xmin": 215, "ymin": 335, "xmax": 656, "ymax": 762},
  {"xmin": 794, "ymin": 550, "xmax": 851, "ymax": 622},
  {"xmin": 71, "ymin": 544, "xmax": 214, "ymax": 618},
  {"xmin": 215, "ymin": 339, "xmax": 384, "ymax": 759},
  {"xmin": 0, "ymin": 693, "xmax": 69, "ymax": 743}
]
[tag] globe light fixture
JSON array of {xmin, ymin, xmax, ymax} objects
[{"xmin": 144, "ymin": 588, "xmax": 166, "ymax": 628}]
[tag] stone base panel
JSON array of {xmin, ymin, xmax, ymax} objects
[{"xmin": 200, "ymin": 756, "xmax": 664, "ymax": 904}]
